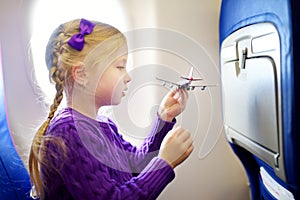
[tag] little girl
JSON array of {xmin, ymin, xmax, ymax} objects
[{"xmin": 29, "ymin": 18, "xmax": 193, "ymax": 200}]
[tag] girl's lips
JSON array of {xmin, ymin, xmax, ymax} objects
[
  {"xmin": 122, "ymin": 87, "xmax": 128, "ymax": 97},
  {"xmin": 122, "ymin": 89, "xmax": 127, "ymax": 97}
]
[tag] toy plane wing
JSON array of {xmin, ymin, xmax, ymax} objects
[
  {"xmin": 156, "ymin": 77, "xmax": 217, "ymax": 91},
  {"xmin": 186, "ymin": 84, "xmax": 218, "ymax": 91},
  {"xmin": 156, "ymin": 77, "xmax": 180, "ymax": 88}
]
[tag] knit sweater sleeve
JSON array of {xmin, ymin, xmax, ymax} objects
[
  {"xmin": 111, "ymin": 114, "xmax": 176, "ymax": 173},
  {"xmin": 45, "ymin": 121, "xmax": 175, "ymax": 200}
]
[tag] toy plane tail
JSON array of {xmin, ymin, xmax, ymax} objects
[{"xmin": 181, "ymin": 67, "xmax": 202, "ymax": 81}]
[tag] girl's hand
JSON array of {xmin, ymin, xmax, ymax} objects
[
  {"xmin": 158, "ymin": 127, "xmax": 194, "ymax": 168},
  {"xmin": 158, "ymin": 89, "xmax": 188, "ymax": 122}
]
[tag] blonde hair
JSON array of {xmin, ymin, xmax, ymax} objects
[{"xmin": 28, "ymin": 19, "xmax": 126, "ymax": 199}]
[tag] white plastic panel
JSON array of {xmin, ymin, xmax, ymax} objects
[
  {"xmin": 222, "ymin": 57, "xmax": 278, "ymax": 152},
  {"xmin": 221, "ymin": 43, "xmax": 238, "ymax": 61},
  {"xmin": 252, "ymin": 33, "xmax": 278, "ymax": 53},
  {"xmin": 221, "ymin": 23, "xmax": 285, "ymax": 181}
]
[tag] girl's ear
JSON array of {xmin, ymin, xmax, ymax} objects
[{"xmin": 72, "ymin": 65, "xmax": 87, "ymax": 87}]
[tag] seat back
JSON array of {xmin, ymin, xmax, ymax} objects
[{"xmin": 219, "ymin": 0, "xmax": 300, "ymax": 199}]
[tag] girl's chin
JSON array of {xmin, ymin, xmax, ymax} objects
[{"xmin": 111, "ymin": 98, "xmax": 123, "ymax": 105}]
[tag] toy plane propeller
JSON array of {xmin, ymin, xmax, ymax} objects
[{"xmin": 156, "ymin": 67, "xmax": 217, "ymax": 91}]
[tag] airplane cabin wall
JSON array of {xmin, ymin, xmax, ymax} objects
[
  {"xmin": 106, "ymin": 0, "xmax": 251, "ymax": 199},
  {"xmin": 154, "ymin": 1, "xmax": 250, "ymax": 199},
  {"xmin": 0, "ymin": 0, "xmax": 250, "ymax": 199}
]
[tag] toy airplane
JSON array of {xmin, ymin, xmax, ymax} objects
[{"xmin": 156, "ymin": 67, "xmax": 217, "ymax": 91}]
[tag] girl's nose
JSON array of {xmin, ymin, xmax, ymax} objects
[{"xmin": 124, "ymin": 72, "xmax": 131, "ymax": 83}]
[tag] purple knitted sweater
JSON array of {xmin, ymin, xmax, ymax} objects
[{"xmin": 42, "ymin": 107, "xmax": 176, "ymax": 200}]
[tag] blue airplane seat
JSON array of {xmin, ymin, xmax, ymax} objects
[
  {"xmin": 219, "ymin": 0, "xmax": 299, "ymax": 199},
  {"xmin": 0, "ymin": 54, "xmax": 32, "ymax": 199}
]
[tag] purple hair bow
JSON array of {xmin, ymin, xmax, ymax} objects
[{"xmin": 68, "ymin": 18, "xmax": 96, "ymax": 51}]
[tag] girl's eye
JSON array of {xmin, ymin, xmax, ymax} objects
[{"xmin": 117, "ymin": 66, "xmax": 125, "ymax": 70}]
